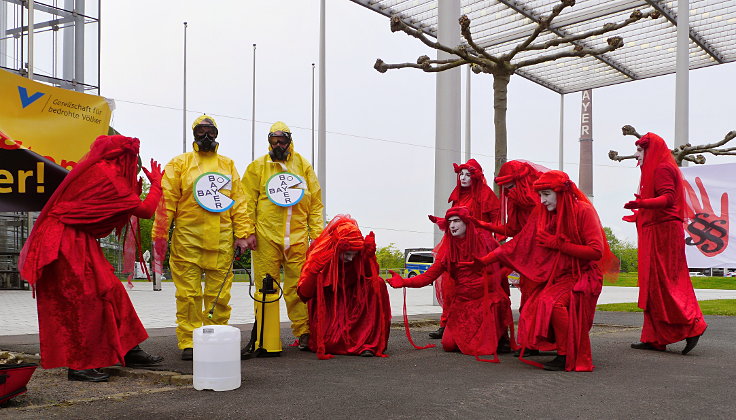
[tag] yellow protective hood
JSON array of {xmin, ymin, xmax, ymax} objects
[
  {"xmin": 268, "ymin": 121, "xmax": 294, "ymax": 157},
  {"xmin": 192, "ymin": 115, "xmax": 218, "ymax": 129}
]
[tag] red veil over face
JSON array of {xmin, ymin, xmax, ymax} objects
[
  {"xmin": 19, "ymin": 135, "xmax": 142, "ymax": 285},
  {"xmin": 532, "ymin": 170, "xmax": 618, "ymax": 281},
  {"xmin": 432, "ymin": 206, "xmax": 489, "ymax": 266},
  {"xmin": 448, "ymin": 159, "xmax": 499, "ymax": 222},
  {"xmin": 495, "ymin": 160, "xmax": 544, "ymax": 208},
  {"xmin": 636, "ymin": 132, "xmax": 686, "ymax": 219},
  {"xmin": 299, "ymin": 215, "xmax": 390, "ymax": 359}
]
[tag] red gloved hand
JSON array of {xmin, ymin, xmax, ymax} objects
[
  {"xmin": 622, "ymin": 210, "xmax": 638, "ymax": 223},
  {"xmin": 536, "ymin": 229, "xmax": 564, "ymax": 250},
  {"xmin": 363, "ymin": 231, "xmax": 377, "ymax": 256},
  {"xmin": 142, "ymin": 159, "xmax": 164, "ymax": 188},
  {"xmin": 459, "ymin": 252, "xmax": 498, "ymax": 272},
  {"xmin": 386, "ymin": 270, "xmax": 404, "ymax": 288},
  {"xmin": 623, "ymin": 194, "xmax": 643, "ymax": 210},
  {"xmin": 428, "ymin": 215, "xmax": 439, "ymax": 224}
]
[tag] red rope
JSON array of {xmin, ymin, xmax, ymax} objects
[
  {"xmin": 403, "ymin": 288, "xmax": 436, "ymax": 350},
  {"xmin": 517, "ymin": 348, "xmax": 544, "ymax": 369}
]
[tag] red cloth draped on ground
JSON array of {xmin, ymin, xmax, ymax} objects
[
  {"xmin": 18, "ymin": 136, "xmax": 151, "ymax": 370},
  {"xmin": 490, "ymin": 171, "xmax": 616, "ymax": 371},
  {"xmin": 401, "ymin": 208, "xmax": 512, "ymax": 358},
  {"xmin": 441, "ymin": 159, "xmax": 501, "ymax": 327},
  {"xmin": 297, "ymin": 216, "xmax": 391, "ymax": 359},
  {"xmin": 628, "ymin": 133, "xmax": 707, "ymax": 346}
]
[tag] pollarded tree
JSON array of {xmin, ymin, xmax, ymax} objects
[
  {"xmin": 374, "ymin": 0, "xmax": 661, "ymax": 177},
  {"xmin": 609, "ymin": 125, "xmax": 736, "ymax": 166}
]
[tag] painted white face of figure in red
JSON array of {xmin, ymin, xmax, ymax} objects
[
  {"xmin": 503, "ymin": 181, "xmax": 516, "ymax": 191},
  {"xmin": 539, "ymin": 189, "xmax": 557, "ymax": 212},
  {"xmin": 459, "ymin": 169, "xmax": 472, "ymax": 188},
  {"xmin": 341, "ymin": 250, "xmax": 358, "ymax": 263},
  {"xmin": 635, "ymin": 146, "xmax": 645, "ymax": 166},
  {"xmin": 448, "ymin": 216, "xmax": 467, "ymax": 238}
]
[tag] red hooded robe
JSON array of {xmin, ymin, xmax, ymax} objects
[
  {"xmin": 626, "ymin": 133, "xmax": 707, "ymax": 348},
  {"xmin": 488, "ymin": 171, "xmax": 617, "ymax": 371},
  {"xmin": 18, "ymin": 135, "xmax": 159, "ymax": 370},
  {"xmin": 392, "ymin": 207, "xmax": 513, "ymax": 359},
  {"xmin": 296, "ymin": 215, "xmax": 391, "ymax": 359}
]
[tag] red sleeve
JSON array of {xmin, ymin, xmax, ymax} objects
[
  {"xmin": 558, "ymin": 241, "xmax": 602, "ymax": 261},
  {"xmin": 562, "ymin": 204, "xmax": 604, "ymax": 261},
  {"xmin": 639, "ymin": 165, "xmax": 677, "ymax": 208},
  {"xmin": 133, "ymin": 184, "xmax": 162, "ymax": 219},
  {"xmin": 297, "ymin": 266, "xmax": 319, "ymax": 301},
  {"xmin": 402, "ymin": 260, "xmax": 446, "ymax": 288}
]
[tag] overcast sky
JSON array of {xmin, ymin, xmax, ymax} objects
[{"xmin": 96, "ymin": 0, "xmax": 736, "ymax": 250}]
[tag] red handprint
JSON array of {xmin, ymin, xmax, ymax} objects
[{"xmin": 683, "ymin": 177, "xmax": 729, "ymax": 257}]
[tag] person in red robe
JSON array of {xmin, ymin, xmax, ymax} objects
[
  {"xmin": 430, "ymin": 159, "xmax": 502, "ymax": 341},
  {"xmin": 19, "ymin": 135, "xmax": 164, "ymax": 382},
  {"xmin": 479, "ymin": 160, "xmax": 548, "ymax": 356},
  {"xmin": 296, "ymin": 215, "xmax": 391, "ymax": 359},
  {"xmin": 624, "ymin": 132, "xmax": 707, "ymax": 354},
  {"xmin": 472, "ymin": 171, "xmax": 617, "ymax": 371},
  {"xmin": 387, "ymin": 207, "xmax": 513, "ymax": 361}
]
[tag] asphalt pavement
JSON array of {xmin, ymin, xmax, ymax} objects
[{"xmin": 1, "ymin": 284, "xmax": 735, "ymax": 419}]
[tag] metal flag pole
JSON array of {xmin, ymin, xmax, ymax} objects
[
  {"xmin": 311, "ymin": 63, "xmax": 315, "ymax": 166},
  {"xmin": 318, "ymin": 0, "xmax": 327, "ymax": 221},
  {"xmin": 251, "ymin": 43, "xmax": 256, "ymax": 161},
  {"xmin": 183, "ymin": 22, "xmax": 188, "ymax": 153}
]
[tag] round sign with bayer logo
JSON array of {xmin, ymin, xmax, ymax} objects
[
  {"xmin": 266, "ymin": 172, "xmax": 305, "ymax": 207},
  {"xmin": 193, "ymin": 172, "xmax": 235, "ymax": 213}
]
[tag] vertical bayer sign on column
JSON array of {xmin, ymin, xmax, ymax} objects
[
  {"xmin": 193, "ymin": 172, "xmax": 235, "ymax": 213},
  {"xmin": 266, "ymin": 172, "xmax": 305, "ymax": 207}
]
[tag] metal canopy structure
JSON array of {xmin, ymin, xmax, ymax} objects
[{"xmin": 349, "ymin": 0, "xmax": 736, "ymax": 94}]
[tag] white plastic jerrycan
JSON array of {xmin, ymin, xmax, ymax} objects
[{"xmin": 193, "ymin": 325, "xmax": 241, "ymax": 391}]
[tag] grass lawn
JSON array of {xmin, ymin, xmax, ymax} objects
[
  {"xmin": 605, "ymin": 273, "xmax": 736, "ymax": 290},
  {"xmin": 596, "ymin": 299, "xmax": 736, "ymax": 316}
]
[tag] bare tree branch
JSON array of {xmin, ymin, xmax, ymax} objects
[
  {"xmin": 621, "ymin": 125, "xmax": 642, "ymax": 139},
  {"xmin": 388, "ymin": 16, "xmax": 485, "ymax": 67},
  {"xmin": 610, "ymin": 125, "xmax": 736, "ymax": 165},
  {"xmin": 608, "ymin": 150, "xmax": 637, "ymax": 162},
  {"xmin": 515, "ymin": 37, "xmax": 622, "ymax": 69},
  {"xmin": 374, "ymin": 58, "xmax": 466, "ymax": 73},
  {"xmin": 525, "ymin": 9, "xmax": 661, "ymax": 52},
  {"xmin": 505, "ymin": 0, "xmax": 576, "ymax": 61},
  {"xmin": 459, "ymin": 15, "xmax": 501, "ymax": 65}
]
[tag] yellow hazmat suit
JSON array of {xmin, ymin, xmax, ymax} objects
[
  {"xmin": 159, "ymin": 116, "xmax": 249, "ymax": 349},
  {"xmin": 242, "ymin": 122, "xmax": 324, "ymax": 338}
]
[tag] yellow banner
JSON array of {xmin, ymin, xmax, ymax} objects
[{"xmin": 0, "ymin": 69, "xmax": 111, "ymax": 170}]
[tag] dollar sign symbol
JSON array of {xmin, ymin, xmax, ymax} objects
[{"xmin": 686, "ymin": 213, "xmax": 727, "ymax": 255}]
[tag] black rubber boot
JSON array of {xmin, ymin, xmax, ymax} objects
[
  {"xmin": 428, "ymin": 327, "xmax": 445, "ymax": 339},
  {"xmin": 124, "ymin": 345, "xmax": 164, "ymax": 368},
  {"xmin": 542, "ymin": 355, "xmax": 567, "ymax": 371},
  {"xmin": 68, "ymin": 368, "xmax": 110, "ymax": 382}
]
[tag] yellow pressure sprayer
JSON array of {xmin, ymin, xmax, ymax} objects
[{"xmin": 241, "ymin": 273, "xmax": 283, "ymax": 358}]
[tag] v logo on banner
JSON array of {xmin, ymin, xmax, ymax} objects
[{"xmin": 17, "ymin": 86, "xmax": 45, "ymax": 108}]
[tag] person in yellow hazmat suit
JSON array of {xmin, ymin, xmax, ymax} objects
[
  {"xmin": 157, "ymin": 115, "xmax": 250, "ymax": 361},
  {"xmin": 242, "ymin": 121, "xmax": 324, "ymax": 349}
]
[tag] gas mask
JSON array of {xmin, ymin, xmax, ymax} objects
[
  {"xmin": 193, "ymin": 125, "xmax": 219, "ymax": 152},
  {"xmin": 269, "ymin": 146, "xmax": 290, "ymax": 161},
  {"xmin": 194, "ymin": 133, "xmax": 218, "ymax": 152},
  {"xmin": 268, "ymin": 133, "xmax": 291, "ymax": 161}
]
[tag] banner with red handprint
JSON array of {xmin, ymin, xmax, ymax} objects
[{"xmin": 681, "ymin": 163, "xmax": 735, "ymax": 268}]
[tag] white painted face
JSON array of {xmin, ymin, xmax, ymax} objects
[
  {"xmin": 634, "ymin": 146, "xmax": 645, "ymax": 166},
  {"xmin": 341, "ymin": 250, "xmax": 358, "ymax": 263},
  {"xmin": 459, "ymin": 169, "xmax": 472, "ymax": 188},
  {"xmin": 504, "ymin": 181, "xmax": 516, "ymax": 191},
  {"xmin": 448, "ymin": 216, "xmax": 467, "ymax": 238},
  {"xmin": 539, "ymin": 189, "xmax": 557, "ymax": 212}
]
